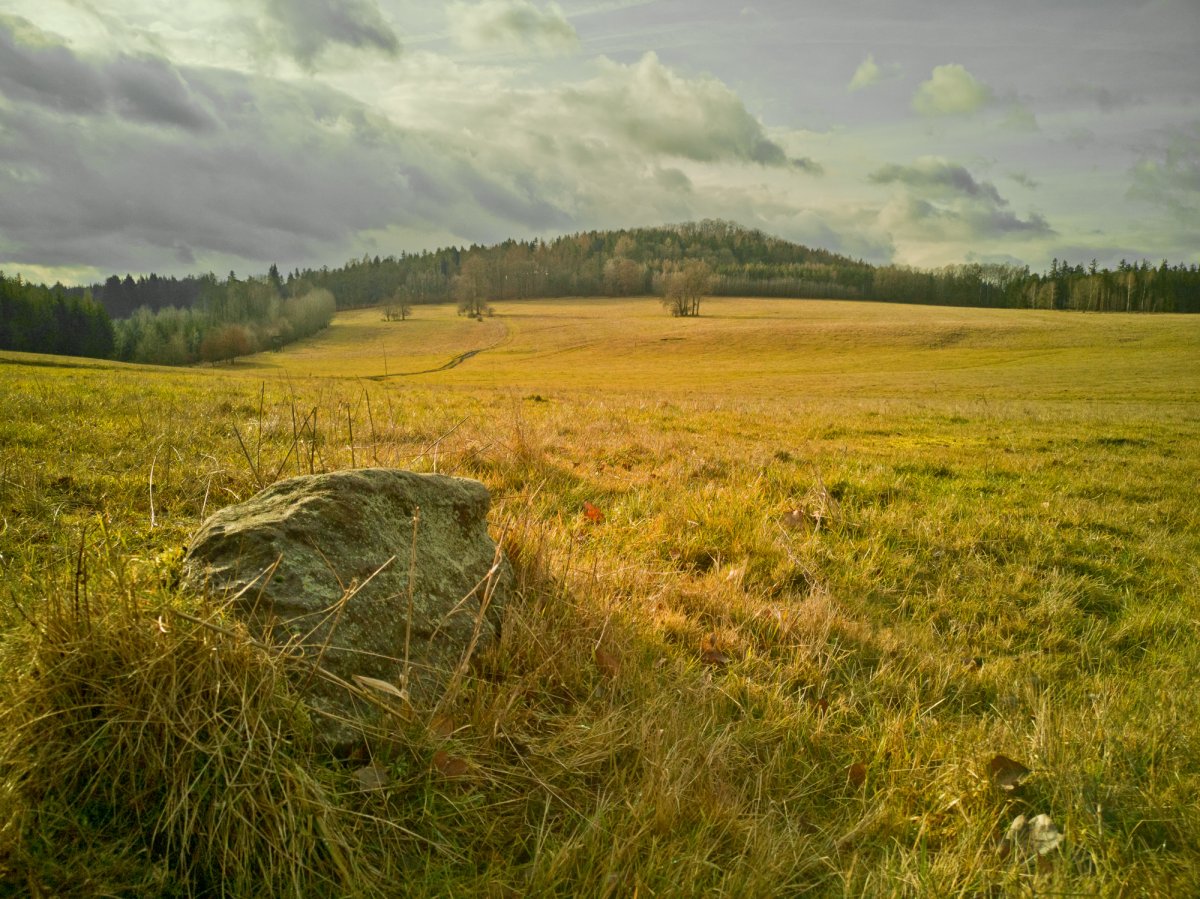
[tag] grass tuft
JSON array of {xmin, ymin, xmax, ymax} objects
[{"xmin": 0, "ymin": 561, "xmax": 376, "ymax": 897}]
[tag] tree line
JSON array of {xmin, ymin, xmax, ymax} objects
[
  {"xmin": 110, "ymin": 268, "xmax": 335, "ymax": 365},
  {"xmin": 867, "ymin": 258, "xmax": 1200, "ymax": 312},
  {"xmin": 2, "ymin": 267, "xmax": 334, "ymax": 364},
  {"xmin": 58, "ymin": 221, "xmax": 1200, "ymax": 326},
  {"xmin": 62, "ymin": 224, "xmax": 1200, "ymax": 319},
  {"xmin": 6, "ymin": 221, "xmax": 1200, "ymax": 363},
  {"xmin": 0, "ymin": 273, "xmax": 115, "ymax": 358},
  {"xmin": 90, "ymin": 272, "xmax": 210, "ymax": 319}
]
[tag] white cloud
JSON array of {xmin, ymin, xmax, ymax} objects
[
  {"xmin": 557, "ymin": 52, "xmax": 801, "ymax": 167},
  {"xmin": 386, "ymin": 51, "xmax": 809, "ymax": 170},
  {"xmin": 374, "ymin": 50, "xmax": 828, "ymax": 247},
  {"xmin": 912, "ymin": 64, "xmax": 992, "ymax": 117},
  {"xmin": 848, "ymin": 54, "xmax": 881, "ymax": 92},
  {"xmin": 448, "ymin": 0, "xmax": 578, "ymax": 56}
]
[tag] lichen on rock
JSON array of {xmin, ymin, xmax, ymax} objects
[{"xmin": 183, "ymin": 468, "xmax": 512, "ymax": 753}]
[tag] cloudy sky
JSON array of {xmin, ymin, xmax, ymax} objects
[{"xmin": 1, "ymin": 0, "xmax": 1197, "ymax": 285}]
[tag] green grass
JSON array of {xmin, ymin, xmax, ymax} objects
[{"xmin": 1, "ymin": 297, "xmax": 1199, "ymax": 896}]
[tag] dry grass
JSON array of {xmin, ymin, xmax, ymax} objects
[
  {"xmin": 228, "ymin": 296, "xmax": 1200, "ymax": 402},
  {"xmin": 1, "ymin": 297, "xmax": 1199, "ymax": 896},
  {"xmin": 0, "ymin": 567, "xmax": 373, "ymax": 895}
]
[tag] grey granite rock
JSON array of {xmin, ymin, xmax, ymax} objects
[{"xmin": 183, "ymin": 468, "xmax": 511, "ymax": 752}]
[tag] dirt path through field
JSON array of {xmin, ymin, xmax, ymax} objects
[{"xmin": 368, "ymin": 318, "xmax": 512, "ymax": 379}]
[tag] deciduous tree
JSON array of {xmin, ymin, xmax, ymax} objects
[
  {"xmin": 660, "ymin": 260, "xmax": 712, "ymax": 316},
  {"xmin": 454, "ymin": 255, "xmax": 492, "ymax": 318}
]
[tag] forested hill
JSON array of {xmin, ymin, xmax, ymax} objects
[
  {"xmin": 63, "ymin": 220, "xmax": 1200, "ymax": 319},
  {"xmin": 288, "ymin": 220, "xmax": 876, "ymax": 309},
  {"xmin": 283, "ymin": 220, "xmax": 1200, "ymax": 314},
  {"xmin": 67, "ymin": 221, "xmax": 869, "ymax": 315}
]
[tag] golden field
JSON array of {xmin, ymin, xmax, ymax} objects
[{"xmin": 1, "ymin": 296, "xmax": 1198, "ymax": 896}]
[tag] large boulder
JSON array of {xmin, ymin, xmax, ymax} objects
[{"xmin": 182, "ymin": 468, "xmax": 511, "ymax": 752}]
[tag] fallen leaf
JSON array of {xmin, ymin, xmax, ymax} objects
[
  {"xmin": 988, "ymin": 754, "xmax": 1031, "ymax": 792},
  {"xmin": 700, "ymin": 632, "xmax": 733, "ymax": 667},
  {"xmin": 583, "ymin": 501, "xmax": 605, "ymax": 524},
  {"xmin": 781, "ymin": 509, "xmax": 810, "ymax": 530},
  {"xmin": 1005, "ymin": 813, "xmax": 1063, "ymax": 858},
  {"xmin": 847, "ymin": 762, "xmax": 867, "ymax": 789},
  {"xmin": 428, "ymin": 715, "xmax": 456, "ymax": 740},
  {"xmin": 594, "ymin": 647, "xmax": 621, "ymax": 678},
  {"xmin": 432, "ymin": 750, "xmax": 470, "ymax": 778},
  {"xmin": 700, "ymin": 647, "xmax": 730, "ymax": 667},
  {"xmin": 353, "ymin": 764, "xmax": 389, "ymax": 791}
]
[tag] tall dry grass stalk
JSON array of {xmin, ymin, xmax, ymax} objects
[{"xmin": 0, "ymin": 570, "xmax": 383, "ymax": 896}]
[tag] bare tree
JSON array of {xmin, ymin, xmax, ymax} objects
[
  {"xmin": 661, "ymin": 260, "xmax": 712, "ymax": 316},
  {"xmin": 454, "ymin": 255, "xmax": 492, "ymax": 318},
  {"xmin": 383, "ymin": 290, "xmax": 412, "ymax": 321}
]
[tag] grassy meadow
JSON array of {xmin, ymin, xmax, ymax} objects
[{"xmin": 1, "ymin": 296, "xmax": 1199, "ymax": 896}]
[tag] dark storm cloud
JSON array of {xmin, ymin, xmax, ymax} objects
[
  {"xmin": 653, "ymin": 167, "xmax": 692, "ymax": 193},
  {"xmin": 0, "ymin": 15, "xmax": 104, "ymax": 114},
  {"xmin": 871, "ymin": 159, "xmax": 1005, "ymax": 204},
  {"xmin": 975, "ymin": 207, "xmax": 1052, "ymax": 236},
  {"xmin": 874, "ymin": 157, "xmax": 1053, "ymax": 242},
  {"xmin": 106, "ymin": 54, "xmax": 216, "ymax": 131},
  {"xmin": 464, "ymin": 171, "xmax": 574, "ymax": 232},
  {"xmin": 1130, "ymin": 124, "xmax": 1200, "ymax": 219},
  {"xmin": 0, "ymin": 40, "xmax": 572, "ymax": 274},
  {"xmin": 0, "ymin": 15, "xmax": 213, "ymax": 130},
  {"xmin": 746, "ymin": 138, "xmax": 823, "ymax": 174},
  {"xmin": 881, "ymin": 193, "xmax": 1052, "ymax": 241},
  {"xmin": 261, "ymin": 0, "xmax": 400, "ymax": 67},
  {"xmin": 0, "ymin": 96, "xmax": 392, "ymax": 268}
]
